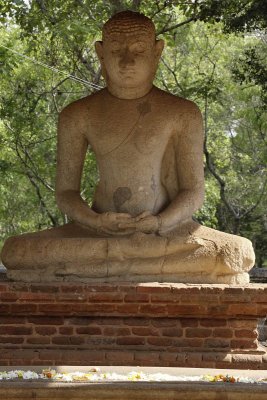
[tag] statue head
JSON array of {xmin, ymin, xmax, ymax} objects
[{"xmin": 95, "ymin": 11, "xmax": 164, "ymax": 99}]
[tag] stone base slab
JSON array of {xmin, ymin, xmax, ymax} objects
[
  {"xmin": 0, "ymin": 280, "xmax": 266, "ymax": 369},
  {"xmin": 6, "ymin": 269, "xmax": 250, "ymax": 285},
  {"xmin": 1, "ymin": 367, "xmax": 267, "ymax": 400},
  {"xmin": 2, "ymin": 381, "xmax": 267, "ymax": 400}
]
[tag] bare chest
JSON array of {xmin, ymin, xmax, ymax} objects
[{"xmin": 86, "ymin": 108, "xmax": 174, "ymax": 158}]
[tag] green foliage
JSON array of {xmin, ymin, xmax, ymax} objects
[{"xmin": 0, "ymin": 0, "xmax": 266, "ymax": 266}]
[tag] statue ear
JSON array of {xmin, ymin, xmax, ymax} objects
[
  {"xmin": 95, "ymin": 41, "xmax": 107, "ymax": 81},
  {"xmin": 155, "ymin": 39, "xmax": 164, "ymax": 60},
  {"xmin": 95, "ymin": 41, "xmax": 104, "ymax": 61}
]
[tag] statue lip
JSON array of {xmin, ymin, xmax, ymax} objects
[{"xmin": 119, "ymin": 68, "xmax": 135, "ymax": 74}]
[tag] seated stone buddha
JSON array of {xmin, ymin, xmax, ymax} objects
[{"xmin": 1, "ymin": 11, "xmax": 255, "ymax": 284}]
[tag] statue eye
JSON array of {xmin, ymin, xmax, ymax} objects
[
  {"xmin": 130, "ymin": 42, "xmax": 147, "ymax": 54},
  {"xmin": 110, "ymin": 41, "xmax": 121, "ymax": 52}
]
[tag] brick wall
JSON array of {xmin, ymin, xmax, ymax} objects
[{"xmin": 0, "ymin": 281, "xmax": 266, "ymax": 369}]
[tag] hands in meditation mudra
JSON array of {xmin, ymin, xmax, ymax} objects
[{"xmin": 1, "ymin": 11, "xmax": 255, "ymax": 284}]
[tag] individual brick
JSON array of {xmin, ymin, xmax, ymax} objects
[
  {"xmin": 235, "ymin": 329, "xmax": 258, "ymax": 338},
  {"xmin": 0, "ymin": 292, "xmax": 19, "ymax": 302},
  {"xmin": 173, "ymin": 338, "xmax": 204, "ymax": 348},
  {"xmin": 200, "ymin": 319, "xmax": 227, "ymax": 327},
  {"xmin": 132, "ymin": 326, "xmax": 159, "ymax": 336},
  {"xmin": 136, "ymin": 284, "xmax": 171, "ymax": 294},
  {"xmin": 231, "ymin": 339, "xmax": 258, "ymax": 349},
  {"xmin": 185, "ymin": 328, "xmax": 212, "ymax": 338},
  {"xmin": 87, "ymin": 293, "xmax": 123, "ymax": 302},
  {"xmin": 213, "ymin": 328, "xmax": 233, "ymax": 338},
  {"xmin": 58, "ymin": 327, "xmax": 74, "ymax": 335},
  {"xmin": 161, "ymin": 328, "xmax": 183, "ymax": 337},
  {"xmin": 60, "ymin": 284, "xmax": 85, "ymax": 293},
  {"xmin": 116, "ymin": 337, "xmax": 146, "ymax": 346},
  {"xmin": 51, "ymin": 336, "xmax": 85, "ymax": 345},
  {"xmin": 56, "ymin": 293, "xmax": 87, "ymax": 302},
  {"xmin": 150, "ymin": 294, "xmax": 179, "ymax": 303},
  {"xmin": 232, "ymin": 354, "xmax": 263, "ymax": 365},
  {"xmin": 124, "ymin": 293, "xmax": 150, "ymax": 303},
  {"xmin": 76, "ymin": 327, "xmax": 102, "ymax": 335},
  {"xmin": 39, "ymin": 350, "xmax": 62, "ymax": 361},
  {"xmin": 1, "ymin": 349, "xmax": 39, "ymax": 360},
  {"xmin": 134, "ymin": 351, "xmax": 159, "ymax": 362},
  {"xmin": 0, "ymin": 326, "xmax": 32, "ymax": 335},
  {"xmin": 0, "ymin": 336, "xmax": 24, "ymax": 344},
  {"xmin": 204, "ymin": 338, "xmax": 230, "ymax": 349},
  {"xmin": 0, "ymin": 284, "xmax": 8, "ymax": 292},
  {"xmin": 167, "ymin": 305, "xmax": 206, "ymax": 316},
  {"xmin": 105, "ymin": 351, "xmax": 134, "ymax": 362},
  {"xmin": 35, "ymin": 326, "xmax": 57, "ymax": 335},
  {"xmin": 28, "ymin": 316, "xmax": 64, "ymax": 325},
  {"xmin": 29, "ymin": 284, "xmax": 60, "ymax": 293},
  {"xmin": 0, "ymin": 316, "xmax": 25, "ymax": 324},
  {"xmin": 185, "ymin": 352, "xmax": 203, "ymax": 366},
  {"xmin": 85, "ymin": 284, "xmax": 119, "ymax": 292},
  {"xmin": 151, "ymin": 318, "xmax": 179, "ymax": 328},
  {"xmin": 115, "ymin": 304, "xmax": 139, "ymax": 314},
  {"xmin": 18, "ymin": 292, "xmax": 54, "ymax": 302},
  {"xmin": 228, "ymin": 319, "xmax": 257, "ymax": 329},
  {"xmin": 103, "ymin": 327, "xmax": 131, "ymax": 336},
  {"xmin": 10, "ymin": 304, "xmax": 37, "ymax": 314},
  {"xmin": 146, "ymin": 337, "xmax": 173, "ymax": 347},
  {"xmin": 124, "ymin": 317, "xmax": 150, "ymax": 326},
  {"xmin": 180, "ymin": 319, "xmax": 198, "ymax": 328},
  {"xmin": 180, "ymin": 295, "xmax": 219, "ymax": 305},
  {"xmin": 26, "ymin": 337, "xmax": 51, "ymax": 345},
  {"xmin": 202, "ymin": 352, "xmax": 232, "ymax": 363},
  {"xmin": 139, "ymin": 304, "xmax": 167, "ymax": 314},
  {"xmin": 159, "ymin": 352, "xmax": 182, "ymax": 362},
  {"xmin": 228, "ymin": 304, "xmax": 257, "ymax": 316}
]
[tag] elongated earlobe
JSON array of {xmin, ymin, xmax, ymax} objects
[
  {"xmin": 155, "ymin": 39, "xmax": 164, "ymax": 60},
  {"xmin": 95, "ymin": 41, "xmax": 104, "ymax": 61},
  {"xmin": 95, "ymin": 41, "xmax": 107, "ymax": 81}
]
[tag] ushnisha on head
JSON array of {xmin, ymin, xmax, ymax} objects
[{"xmin": 95, "ymin": 11, "xmax": 164, "ymax": 99}]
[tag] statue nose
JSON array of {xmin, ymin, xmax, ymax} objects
[{"xmin": 119, "ymin": 49, "xmax": 135, "ymax": 68}]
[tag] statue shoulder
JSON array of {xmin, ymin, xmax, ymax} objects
[
  {"xmin": 169, "ymin": 95, "xmax": 203, "ymax": 126},
  {"xmin": 154, "ymin": 90, "xmax": 203, "ymax": 140},
  {"xmin": 153, "ymin": 87, "xmax": 202, "ymax": 119},
  {"xmin": 59, "ymin": 89, "xmax": 105, "ymax": 121}
]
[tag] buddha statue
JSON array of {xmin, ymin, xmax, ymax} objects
[{"xmin": 1, "ymin": 11, "xmax": 255, "ymax": 284}]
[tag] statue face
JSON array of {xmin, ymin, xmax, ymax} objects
[{"xmin": 96, "ymin": 32, "xmax": 164, "ymax": 90}]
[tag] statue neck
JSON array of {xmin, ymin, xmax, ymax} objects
[{"xmin": 106, "ymin": 81, "xmax": 154, "ymax": 100}]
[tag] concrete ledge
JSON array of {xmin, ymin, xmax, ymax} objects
[
  {"xmin": 0, "ymin": 367, "xmax": 267, "ymax": 400},
  {"xmin": 1, "ymin": 382, "xmax": 267, "ymax": 400}
]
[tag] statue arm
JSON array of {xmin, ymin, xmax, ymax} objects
[
  {"xmin": 55, "ymin": 103, "xmax": 99, "ymax": 228},
  {"xmin": 56, "ymin": 102, "xmax": 135, "ymax": 234},
  {"xmin": 119, "ymin": 100, "xmax": 204, "ymax": 235},
  {"xmin": 159, "ymin": 101, "xmax": 205, "ymax": 231}
]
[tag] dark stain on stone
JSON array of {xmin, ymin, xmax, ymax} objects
[
  {"xmin": 151, "ymin": 174, "xmax": 156, "ymax": 193},
  {"xmin": 113, "ymin": 187, "xmax": 132, "ymax": 211},
  {"xmin": 137, "ymin": 101, "xmax": 151, "ymax": 116}
]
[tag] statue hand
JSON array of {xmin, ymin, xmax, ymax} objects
[
  {"xmin": 97, "ymin": 212, "xmax": 136, "ymax": 235},
  {"xmin": 119, "ymin": 211, "xmax": 159, "ymax": 234}
]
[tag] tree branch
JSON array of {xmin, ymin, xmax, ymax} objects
[
  {"xmin": 131, "ymin": 0, "xmax": 142, "ymax": 11},
  {"xmin": 203, "ymin": 95, "xmax": 239, "ymax": 219},
  {"xmin": 157, "ymin": 16, "xmax": 196, "ymax": 35},
  {"xmin": 26, "ymin": 172, "xmax": 58, "ymax": 226}
]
